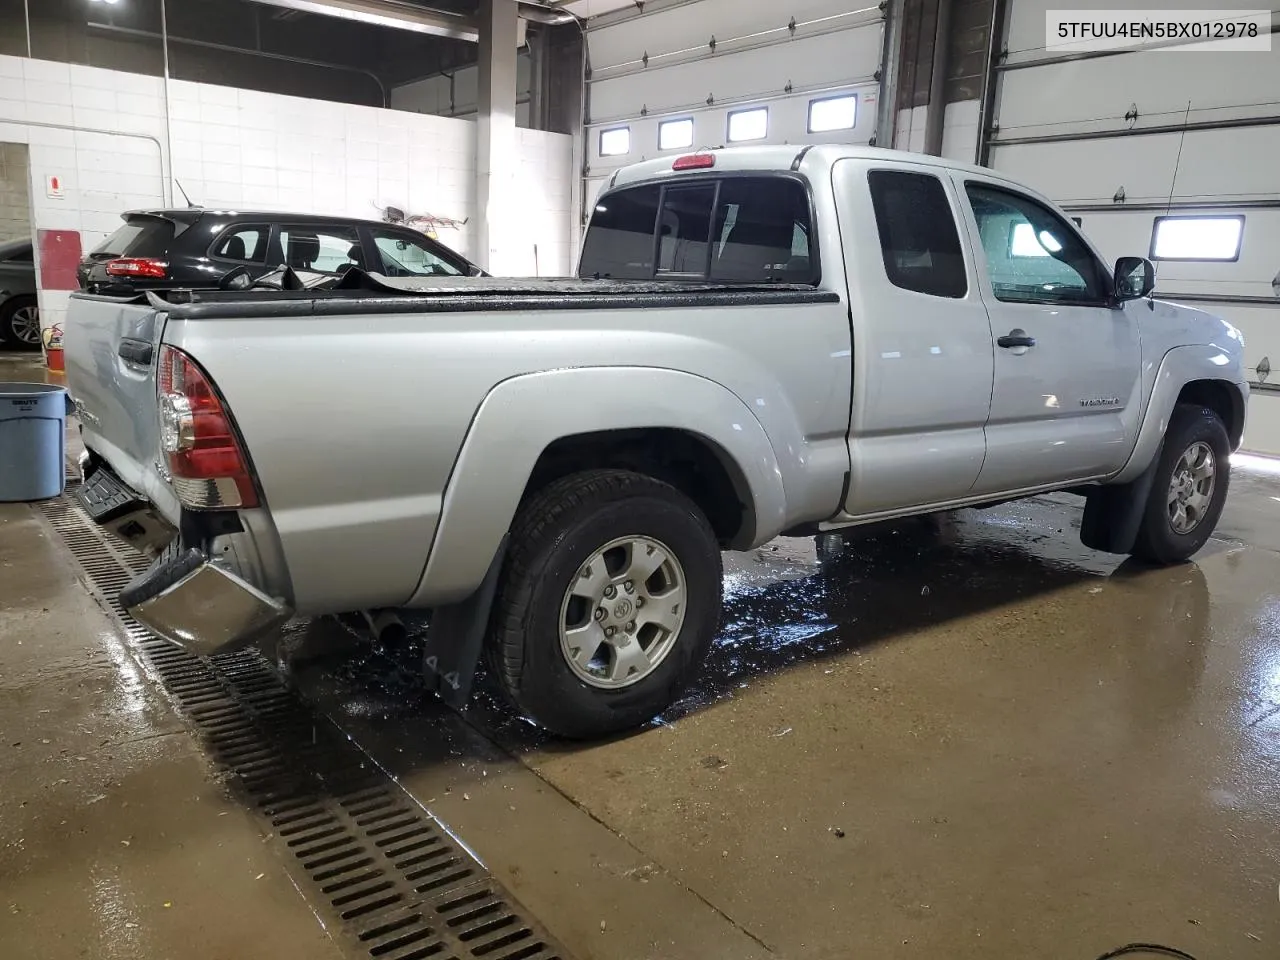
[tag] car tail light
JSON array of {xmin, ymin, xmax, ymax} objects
[
  {"xmin": 673, "ymin": 153, "xmax": 715, "ymax": 170},
  {"xmin": 157, "ymin": 345, "xmax": 258, "ymax": 509},
  {"xmin": 106, "ymin": 258, "xmax": 168, "ymax": 278}
]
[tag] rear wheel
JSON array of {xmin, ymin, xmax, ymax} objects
[
  {"xmin": 1130, "ymin": 404, "xmax": 1230, "ymax": 564},
  {"xmin": 0, "ymin": 296, "xmax": 40, "ymax": 351},
  {"xmin": 488, "ymin": 469, "xmax": 723, "ymax": 738}
]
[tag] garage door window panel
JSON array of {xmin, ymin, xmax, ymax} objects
[
  {"xmin": 867, "ymin": 170, "xmax": 967, "ymax": 299},
  {"xmin": 599, "ymin": 127, "xmax": 631, "ymax": 157},
  {"xmin": 727, "ymin": 107, "xmax": 768, "ymax": 143},
  {"xmin": 280, "ymin": 226, "xmax": 362, "ymax": 274},
  {"xmin": 659, "ymin": 118, "xmax": 695, "ymax": 151},
  {"xmin": 964, "ymin": 183, "xmax": 1107, "ymax": 306},
  {"xmin": 808, "ymin": 94, "xmax": 857, "ymax": 133},
  {"xmin": 1150, "ymin": 216, "xmax": 1244, "ymax": 262}
]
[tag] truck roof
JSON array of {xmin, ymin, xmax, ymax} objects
[{"xmin": 607, "ymin": 144, "xmax": 1017, "ymax": 191}]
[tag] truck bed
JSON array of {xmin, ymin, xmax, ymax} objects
[{"xmin": 131, "ymin": 274, "xmax": 841, "ymax": 320}]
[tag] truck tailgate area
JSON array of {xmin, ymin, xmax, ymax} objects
[{"xmin": 64, "ymin": 293, "xmax": 182, "ymax": 525}]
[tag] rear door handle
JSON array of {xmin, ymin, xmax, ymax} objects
[{"xmin": 997, "ymin": 330, "xmax": 1036, "ymax": 349}]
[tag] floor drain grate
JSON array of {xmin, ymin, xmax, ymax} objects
[{"xmin": 38, "ymin": 491, "xmax": 568, "ymax": 960}]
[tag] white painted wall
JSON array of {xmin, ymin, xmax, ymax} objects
[
  {"xmin": 985, "ymin": 0, "xmax": 1280, "ymax": 453},
  {"xmin": 391, "ymin": 53, "xmax": 534, "ymax": 128},
  {"xmin": 582, "ymin": 0, "xmax": 885, "ymax": 212},
  {"xmin": 0, "ymin": 54, "xmax": 575, "ymax": 344}
]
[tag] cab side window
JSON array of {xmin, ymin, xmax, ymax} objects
[
  {"xmin": 964, "ymin": 183, "xmax": 1107, "ymax": 305},
  {"xmin": 867, "ymin": 170, "xmax": 967, "ymax": 299}
]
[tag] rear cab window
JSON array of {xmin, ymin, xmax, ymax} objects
[{"xmin": 579, "ymin": 175, "xmax": 817, "ymax": 284}]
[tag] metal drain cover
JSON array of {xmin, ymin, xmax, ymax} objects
[{"xmin": 39, "ymin": 492, "xmax": 570, "ymax": 960}]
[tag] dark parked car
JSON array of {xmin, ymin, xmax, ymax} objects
[
  {"xmin": 0, "ymin": 239, "xmax": 39, "ymax": 351},
  {"xmin": 77, "ymin": 209, "xmax": 483, "ymax": 296}
]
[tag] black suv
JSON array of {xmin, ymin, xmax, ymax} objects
[{"xmin": 77, "ymin": 209, "xmax": 482, "ymax": 295}]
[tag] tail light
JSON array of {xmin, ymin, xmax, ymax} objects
[
  {"xmin": 157, "ymin": 345, "xmax": 258, "ymax": 509},
  {"xmin": 106, "ymin": 258, "xmax": 168, "ymax": 278}
]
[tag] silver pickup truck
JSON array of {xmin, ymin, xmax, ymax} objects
[{"xmin": 65, "ymin": 145, "xmax": 1248, "ymax": 737}]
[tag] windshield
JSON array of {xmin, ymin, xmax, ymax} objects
[{"xmin": 370, "ymin": 229, "xmax": 467, "ymax": 278}]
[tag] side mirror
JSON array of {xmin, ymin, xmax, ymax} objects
[{"xmin": 1114, "ymin": 256, "xmax": 1154, "ymax": 301}]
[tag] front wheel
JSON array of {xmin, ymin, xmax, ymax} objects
[
  {"xmin": 1130, "ymin": 404, "xmax": 1231, "ymax": 564},
  {"xmin": 488, "ymin": 469, "xmax": 723, "ymax": 738}
]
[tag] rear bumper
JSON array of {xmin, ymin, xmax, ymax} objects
[
  {"xmin": 121, "ymin": 545, "xmax": 288, "ymax": 657},
  {"xmin": 78, "ymin": 460, "xmax": 288, "ymax": 656}
]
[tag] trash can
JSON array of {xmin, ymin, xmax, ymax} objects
[{"xmin": 0, "ymin": 382, "xmax": 70, "ymax": 502}]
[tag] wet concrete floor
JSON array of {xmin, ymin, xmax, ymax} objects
[
  {"xmin": 0, "ymin": 501, "xmax": 346, "ymax": 959},
  {"xmin": 4, "ymin": 348, "xmax": 1279, "ymax": 958},
  {"xmin": 0, "ymin": 353, "xmax": 345, "ymax": 958},
  {"xmin": 282, "ymin": 491, "xmax": 1280, "ymax": 960}
]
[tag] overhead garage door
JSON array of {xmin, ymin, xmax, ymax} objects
[
  {"xmin": 581, "ymin": 0, "xmax": 888, "ymax": 210},
  {"xmin": 984, "ymin": 0, "xmax": 1280, "ymax": 453}
]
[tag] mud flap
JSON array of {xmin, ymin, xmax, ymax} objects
[
  {"xmin": 1080, "ymin": 442, "xmax": 1163, "ymax": 554},
  {"xmin": 422, "ymin": 535, "xmax": 508, "ymax": 708}
]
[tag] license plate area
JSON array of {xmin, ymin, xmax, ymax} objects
[
  {"xmin": 78, "ymin": 466, "xmax": 143, "ymax": 520},
  {"xmin": 77, "ymin": 466, "xmax": 176, "ymax": 555}
]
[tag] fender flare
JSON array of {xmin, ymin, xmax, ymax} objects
[
  {"xmin": 1112, "ymin": 344, "xmax": 1247, "ymax": 485},
  {"xmin": 408, "ymin": 366, "xmax": 787, "ymax": 607}
]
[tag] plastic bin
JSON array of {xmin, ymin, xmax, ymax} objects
[{"xmin": 0, "ymin": 382, "xmax": 70, "ymax": 502}]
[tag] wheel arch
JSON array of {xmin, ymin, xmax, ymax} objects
[
  {"xmin": 521, "ymin": 427, "xmax": 756, "ymax": 549},
  {"xmin": 1113, "ymin": 344, "xmax": 1248, "ymax": 485},
  {"xmin": 1176, "ymin": 379, "xmax": 1245, "ymax": 450},
  {"xmin": 408, "ymin": 366, "xmax": 787, "ymax": 608}
]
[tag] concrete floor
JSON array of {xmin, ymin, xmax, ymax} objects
[{"xmin": 3, "ymin": 348, "xmax": 1279, "ymax": 959}]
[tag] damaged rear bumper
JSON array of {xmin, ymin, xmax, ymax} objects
[
  {"xmin": 120, "ymin": 545, "xmax": 288, "ymax": 657},
  {"xmin": 78, "ymin": 462, "xmax": 288, "ymax": 656}
]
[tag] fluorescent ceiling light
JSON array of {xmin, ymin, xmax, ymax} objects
[{"xmin": 244, "ymin": 0, "xmax": 478, "ymax": 41}]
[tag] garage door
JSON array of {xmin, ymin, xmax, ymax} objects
[
  {"xmin": 984, "ymin": 0, "xmax": 1280, "ymax": 453},
  {"xmin": 581, "ymin": 0, "xmax": 888, "ymax": 211}
]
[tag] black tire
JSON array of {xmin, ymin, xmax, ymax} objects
[
  {"xmin": 1130, "ymin": 404, "xmax": 1230, "ymax": 564},
  {"xmin": 0, "ymin": 295, "xmax": 41, "ymax": 351},
  {"xmin": 488, "ymin": 469, "xmax": 723, "ymax": 738}
]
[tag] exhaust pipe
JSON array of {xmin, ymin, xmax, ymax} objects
[{"xmin": 360, "ymin": 608, "xmax": 408, "ymax": 647}]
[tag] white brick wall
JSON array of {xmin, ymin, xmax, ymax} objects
[{"xmin": 0, "ymin": 54, "xmax": 576, "ymax": 341}]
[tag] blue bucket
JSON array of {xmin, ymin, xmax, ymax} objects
[{"xmin": 0, "ymin": 382, "xmax": 70, "ymax": 502}]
